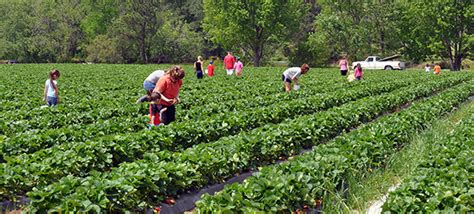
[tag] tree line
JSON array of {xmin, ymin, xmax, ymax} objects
[{"xmin": 0, "ymin": 0, "xmax": 472, "ymax": 70}]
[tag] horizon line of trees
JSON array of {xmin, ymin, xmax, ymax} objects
[{"xmin": 1, "ymin": 0, "xmax": 472, "ymax": 70}]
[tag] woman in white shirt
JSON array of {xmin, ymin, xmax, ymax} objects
[
  {"xmin": 282, "ymin": 64, "xmax": 310, "ymax": 92},
  {"xmin": 43, "ymin": 69, "xmax": 60, "ymax": 106},
  {"xmin": 136, "ymin": 70, "xmax": 165, "ymax": 103}
]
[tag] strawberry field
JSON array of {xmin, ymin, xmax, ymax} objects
[{"xmin": 0, "ymin": 64, "xmax": 473, "ymax": 213}]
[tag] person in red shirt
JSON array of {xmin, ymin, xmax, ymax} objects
[
  {"xmin": 207, "ymin": 61, "xmax": 215, "ymax": 77},
  {"xmin": 223, "ymin": 51, "xmax": 236, "ymax": 75},
  {"xmin": 153, "ymin": 66, "xmax": 185, "ymax": 125}
]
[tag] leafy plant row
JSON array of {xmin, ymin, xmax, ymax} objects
[
  {"xmin": 0, "ymin": 65, "xmax": 281, "ymax": 112},
  {"xmin": 0, "ymin": 78, "xmax": 323, "ymax": 157},
  {"xmin": 177, "ymin": 71, "xmax": 439, "ymax": 120},
  {"xmin": 1, "ymin": 66, "xmax": 300, "ymax": 117},
  {"xmin": 0, "ymin": 77, "xmax": 416, "ymax": 199},
  {"xmin": 0, "ymin": 73, "xmax": 348, "ymax": 153},
  {"xmin": 382, "ymin": 112, "xmax": 473, "ymax": 212},
  {"xmin": 1, "ymin": 69, "xmax": 438, "ymax": 137},
  {"xmin": 0, "ymin": 67, "xmax": 293, "ymax": 136},
  {"xmin": 0, "ymin": 98, "xmax": 145, "ymax": 136},
  {"xmin": 25, "ymin": 77, "xmax": 470, "ymax": 212},
  {"xmin": 195, "ymin": 80, "xmax": 474, "ymax": 213},
  {"xmin": 0, "ymin": 70, "xmax": 440, "ymax": 138},
  {"xmin": 176, "ymin": 78, "xmax": 346, "ymax": 120},
  {"xmin": 0, "ymin": 76, "xmax": 416, "ymax": 163},
  {"xmin": 179, "ymin": 73, "xmax": 337, "ymax": 110}
]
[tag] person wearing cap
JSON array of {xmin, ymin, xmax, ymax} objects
[
  {"xmin": 281, "ymin": 64, "xmax": 310, "ymax": 92},
  {"xmin": 234, "ymin": 57, "xmax": 244, "ymax": 77},
  {"xmin": 223, "ymin": 51, "xmax": 236, "ymax": 75},
  {"xmin": 207, "ymin": 61, "xmax": 215, "ymax": 77}
]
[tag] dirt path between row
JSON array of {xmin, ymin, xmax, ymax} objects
[{"xmin": 366, "ymin": 184, "xmax": 399, "ymax": 214}]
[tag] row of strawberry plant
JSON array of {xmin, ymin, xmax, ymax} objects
[
  {"xmin": 0, "ymin": 77, "xmax": 416, "ymax": 198},
  {"xmin": 0, "ymin": 65, "xmax": 307, "ymax": 115},
  {"xmin": 0, "ymin": 66, "xmax": 294, "ymax": 135},
  {"xmin": 24, "ymin": 77, "xmax": 470, "ymax": 212},
  {"xmin": 0, "ymin": 97, "xmax": 144, "ymax": 136},
  {"xmin": 179, "ymin": 72, "xmax": 336, "ymax": 110},
  {"xmin": 175, "ymin": 78, "xmax": 346, "ymax": 120},
  {"xmin": 0, "ymin": 70, "xmax": 437, "ymax": 139},
  {"xmin": 177, "ymin": 71, "xmax": 440, "ymax": 120},
  {"xmin": 0, "ymin": 67, "xmax": 431, "ymax": 136},
  {"xmin": 0, "ymin": 69, "xmax": 341, "ymax": 139},
  {"xmin": 0, "ymin": 76, "xmax": 416, "ymax": 162},
  {"xmin": 382, "ymin": 112, "xmax": 473, "ymax": 213},
  {"xmin": 0, "ymin": 74, "xmax": 340, "ymax": 151},
  {"xmin": 195, "ymin": 80, "xmax": 474, "ymax": 213},
  {"xmin": 179, "ymin": 67, "xmax": 349, "ymax": 108}
]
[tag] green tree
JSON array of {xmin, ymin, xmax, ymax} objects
[
  {"xmin": 56, "ymin": 0, "xmax": 87, "ymax": 62},
  {"xmin": 80, "ymin": 0, "xmax": 120, "ymax": 40},
  {"xmin": 287, "ymin": 0, "xmax": 326, "ymax": 67},
  {"xmin": 151, "ymin": 15, "xmax": 205, "ymax": 63},
  {"xmin": 0, "ymin": 0, "xmax": 34, "ymax": 61},
  {"xmin": 118, "ymin": 0, "xmax": 162, "ymax": 63},
  {"xmin": 311, "ymin": 0, "xmax": 402, "ymax": 62},
  {"xmin": 203, "ymin": 0, "xmax": 303, "ymax": 66},
  {"xmin": 86, "ymin": 35, "xmax": 123, "ymax": 63},
  {"xmin": 397, "ymin": 0, "xmax": 473, "ymax": 71},
  {"xmin": 23, "ymin": 0, "xmax": 63, "ymax": 62}
]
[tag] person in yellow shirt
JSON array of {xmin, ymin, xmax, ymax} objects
[{"xmin": 434, "ymin": 64, "xmax": 441, "ymax": 75}]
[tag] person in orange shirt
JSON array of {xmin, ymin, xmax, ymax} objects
[
  {"xmin": 433, "ymin": 63, "xmax": 441, "ymax": 75},
  {"xmin": 207, "ymin": 61, "xmax": 215, "ymax": 77},
  {"xmin": 153, "ymin": 66, "xmax": 185, "ymax": 125}
]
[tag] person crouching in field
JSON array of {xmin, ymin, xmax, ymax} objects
[
  {"xmin": 433, "ymin": 63, "xmax": 441, "ymax": 75},
  {"xmin": 43, "ymin": 69, "xmax": 60, "ymax": 106},
  {"xmin": 153, "ymin": 66, "xmax": 185, "ymax": 125},
  {"xmin": 424, "ymin": 63, "xmax": 431, "ymax": 73},
  {"xmin": 282, "ymin": 63, "xmax": 310, "ymax": 92},
  {"xmin": 347, "ymin": 68, "xmax": 356, "ymax": 82},
  {"xmin": 147, "ymin": 92, "xmax": 169, "ymax": 128},
  {"xmin": 354, "ymin": 63, "xmax": 363, "ymax": 80},
  {"xmin": 136, "ymin": 69, "xmax": 165, "ymax": 103}
]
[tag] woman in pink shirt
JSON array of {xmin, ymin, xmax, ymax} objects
[
  {"xmin": 339, "ymin": 56, "xmax": 349, "ymax": 76},
  {"xmin": 234, "ymin": 57, "xmax": 244, "ymax": 76},
  {"xmin": 354, "ymin": 63, "xmax": 363, "ymax": 80}
]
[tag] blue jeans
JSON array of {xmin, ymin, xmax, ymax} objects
[
  {"xmin": 197, "ymin": 71, "xmax": 203, "ymax": 79},
  {"xmin": 47, "ymin": 96, "xmax": 58, "ymax": 106},
  {"xmin": 143, "ymin": 80, "xmax": 156, "ymax": 92}
]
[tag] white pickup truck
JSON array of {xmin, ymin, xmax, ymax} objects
[{"xmin": 352, "ymin": 55, "xmax": 405, "ymax": 70}]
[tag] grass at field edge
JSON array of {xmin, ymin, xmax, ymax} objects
[{"xmin": 324, "ymin": 98, "xmax": 474, "ymax": 213}]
